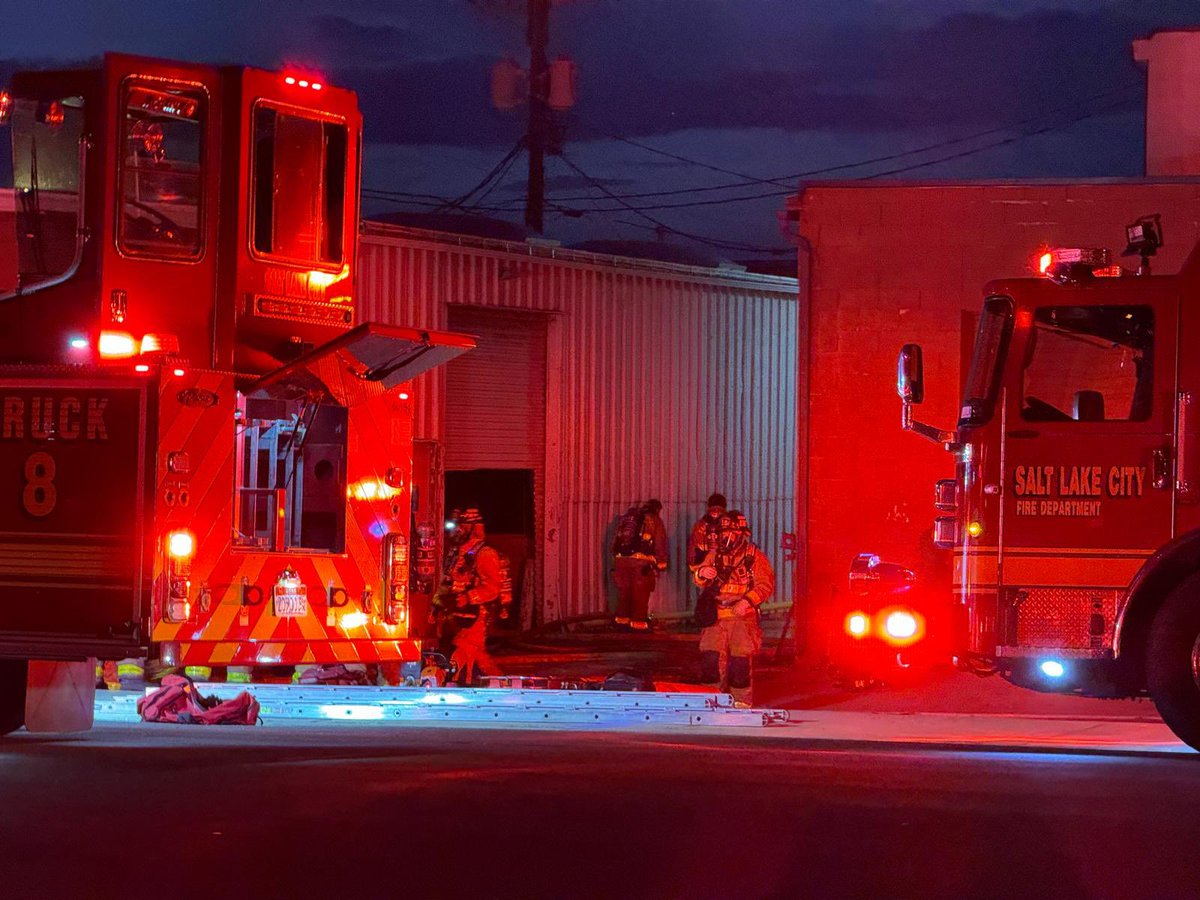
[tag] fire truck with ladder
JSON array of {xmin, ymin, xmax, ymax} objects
[
  {"xmin": 0, "ymin": 54, "xmax": 474, "ymax": 734},
  {"xmin": 855, "ymin": 214, "xmax": 1200, "ymax": 750}
]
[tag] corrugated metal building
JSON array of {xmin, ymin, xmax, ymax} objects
[{"xmin": 356, "ymin": 222, "xmax": 799, "ymax": 624}]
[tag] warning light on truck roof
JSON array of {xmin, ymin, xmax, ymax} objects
[{"xmin": 284, "ymin": 74, "xmax": 325, "ymax": 91}]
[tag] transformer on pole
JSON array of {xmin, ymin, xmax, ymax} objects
[{"xmin": 486, "ymin": 0, "xmax": 577, "ymax": 233}]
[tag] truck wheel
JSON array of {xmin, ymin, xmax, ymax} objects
[
  {"xmin": 0, "ymin": 659, "xmax": 27, "ymax": 735},
  {"xmin": 1147, "ymin": 572, "xmax": 1200, "ymax": 751}
]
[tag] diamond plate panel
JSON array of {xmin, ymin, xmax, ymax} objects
[{"xmin": 1014, "ymin": 588, "xmax": 1117, "ymax": 650}]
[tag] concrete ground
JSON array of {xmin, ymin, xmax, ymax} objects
[
  {"xmin": 3, "ymin": 719, "xmax": 1199, "ymax": 899},
  {"xmin": 495, "ymin": 629, "xmax": 1160, "ymax": 720}
]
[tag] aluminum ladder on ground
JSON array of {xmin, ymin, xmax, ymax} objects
[{"xmin": 94, "ymin": 684, "xmax": 790, "ymax": 728}]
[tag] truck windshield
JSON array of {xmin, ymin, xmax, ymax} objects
[
  {"xmin": 0, "ymin": 93, "xmax": 86, "ymax": 299},
  {"xmin": 959, "ymin": 294, "xmax": 1014, "ymax": 427},
  {"xmin": 1022, "ymin": 305, "xmax": 1154, "ymax": 422}
]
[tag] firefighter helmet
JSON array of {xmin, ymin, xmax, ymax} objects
[
  {"xmin": 717, "ymin": 510, "xmax": 751, "ymax": 553},
  {"xmin": 449, "ymin": 508, "xmax": 484, "ymax": 544}
]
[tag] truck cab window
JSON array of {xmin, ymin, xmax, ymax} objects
[
  {"xmin": 251, "ymin": 105, "xmax": 346, "ymax": 265},
  {"xmin": 234, "ymin": 395, "xmax": 347, "ymax": 553},
  {"xmin": 118, "ymin": 83, "xmax": 204, "ymax": 259},
  {"xmin": 1022, "ymin": 305, "xmax": 1154, "ymax": 423},
  {"xmin": 0, "ymin": 94, "xmax": 86, "ymax": 297}
]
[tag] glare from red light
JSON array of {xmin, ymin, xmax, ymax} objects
[
  {"xmin": 168, "ymin": 530, "xmax": 195, "ymax": 559},
  {"xmin": 135, "ymin": 364, "xmax": 151, "ymax": 373},
  {"xmin": 884, "ymin": 610, "xmax": 918, "ymax": 640},
  {"xmin": 98, "ymin": 331, "xmax": 137, "ymax": 359},
  {"xmin": 173, "ymin": 368, "xmax": 185, "ymax": 377},
  {"xmin": 845, "ymin": 611, "xmax": 869, "ymax": 638},
  {"xmin": 399, "ymin": 392, "xmax": 410, "ymax": 400},
  {"xmin": 285, "ymin": 76, "xmax": 297, "ymax": 85},
  {"xmin": 298, "ymin": 80, "xmax": 310, "ymax": 88},
  {"xmin": 311, "ymin": 83, "xmax": 323, "ymax": 91},
  {"xmin": 1037, "ymin": 251, "xmax": 1053, "ymax": 275}
]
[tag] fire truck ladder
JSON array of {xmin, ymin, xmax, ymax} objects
[{"xmin": 94, "ymin": 684, "xmax": 790, "ymax": 728}]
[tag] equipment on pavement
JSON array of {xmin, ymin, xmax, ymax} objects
[{"xmin": 100, "ymin": 683, "xmax": 789, "ymax": 728}]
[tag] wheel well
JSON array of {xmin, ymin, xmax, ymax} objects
[{"xmin": 1116, "ymin": 528, "xmax": 1200, "ymax": 679}]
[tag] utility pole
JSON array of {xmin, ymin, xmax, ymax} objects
[{"xmin": 525, "ymin": 0, "xmax": 550, "ymax": 233}]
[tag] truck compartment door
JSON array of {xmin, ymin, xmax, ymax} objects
[
  {"xmin": 249, "ymin": 323, "xmax": 475, "ymax": 406},
  {"xmin": 0, "ymin": 376, "xmax": 151, "ymax": 658}
]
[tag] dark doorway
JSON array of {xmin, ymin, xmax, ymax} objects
[{"xmin": 445, "ymin": 469, "xmax": 535, "ymax": 627}]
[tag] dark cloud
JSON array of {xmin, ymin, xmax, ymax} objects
[
  {"xmin": 305, "ymin": 16, "xmax": 426, "ymax": 67},
  {"xmin": 341, "ymin": 57, "xmax": 520, "ymax": 146},
  {"xmin": 315, "ymin": 2, "xmax": 1200, "ymax": 148}
]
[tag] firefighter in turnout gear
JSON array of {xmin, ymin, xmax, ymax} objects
[
  {"xmin": 689, "ymin": 493, "xmax": 727, "ymax": 567},
  {"xmin": 611, "ymin": 499, "xmax": 669, "ymax": 631},
  {"xmin": 436, "ymin": 509, "xmax": 506, "ymax": 685},
  {"xmin": 693, "ymin": 511, "xmax": 775, "ymax": 707}
]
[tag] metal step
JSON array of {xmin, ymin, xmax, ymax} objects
[{"xmin": 94, "ymin": 684, "xmax": 789, "ymax": 728}]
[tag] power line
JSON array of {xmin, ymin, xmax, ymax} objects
[
  {"xmin": 432, "ymin": 137, "xmax": 527, "ymax": 213},
  {"xmin": 556, "ymin": 151, "xmax": 791, "ymax": 255},
  {"xmin": 360, "ymin": 80, "xmax": 1138, "ymax": 215},
  {"xmin": 517, "ymin": 95, "xmax": 1136, "ymax": 214},
  {"xmin": 608, "ymin": 134, "xmax": 792, "ymax": 188},
  {"xmin": 538, "ymin": 81, "xmax": 1142, "ymax": 204},
  {"xmin": 465, "ymin": 145, "xmax": 526, "ymax": 211}
]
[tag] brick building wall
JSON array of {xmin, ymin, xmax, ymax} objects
[{"xmin": 793, "ymin": 180, "xmax": 1200, "ymax": 654}]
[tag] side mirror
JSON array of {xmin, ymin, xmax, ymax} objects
[{"xmin": 897, "ymin": 344, "xmax": 925, "ymax": 404}]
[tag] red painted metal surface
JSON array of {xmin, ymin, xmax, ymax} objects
[{"xmin": 0, "ymin": 55, "xmax": 470, "ymax": 666}]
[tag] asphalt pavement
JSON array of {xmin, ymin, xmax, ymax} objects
[{"xmin": 3, "ymin": 712, "xmax": 1199, "ymax": 899}]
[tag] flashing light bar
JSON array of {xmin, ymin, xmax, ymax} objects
[
  {"xmin": 284, "ymin": 74, "xmax": 326, "ymax": 91},
  {"xmin": 1035, "ymin": 247, "xmax": 1113, "ymax": 285}
]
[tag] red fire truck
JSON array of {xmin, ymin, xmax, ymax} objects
[
  {"xmin": 861, "ymin": 216, "xmax": 1200, "ymax": 750},
  {"xmin": 0, "ymin": 55, "xmax": 474, "ymax": 733}
]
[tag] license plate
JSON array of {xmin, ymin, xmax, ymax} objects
[{"xmin": 273, "ymin": 587, "xmax": 308, "ymax": 618}]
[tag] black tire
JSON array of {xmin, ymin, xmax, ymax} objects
[
  {"xmin": 1147, "ymin": 571, "xmax": 1200, "ymax": 751},
  {"xmin": 0, "ymin": 659, "xmax": 27, "ymax": 736}
]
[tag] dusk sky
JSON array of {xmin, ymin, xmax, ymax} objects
[{"xmin": 6, "ymin": 0, "xmax": 1199, "ymax": 260}]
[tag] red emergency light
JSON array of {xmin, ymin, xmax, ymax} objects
[
  {"xmin": 283, "ymin": 74, "xmax": 325, "ymax": 91},
  {"xmin": 1034, "ymin": 247, "xmax": 1113, "ymax": 285},
  {"xmin": 878, "ymin": 606, "xmax": 925, "ymax": 647},
  {"xmin": 98, "ymin": 330, "xmax": 137, "ymax": 359},
  {"xmin": 0, "ymin": 90, "xmax": 11, "ymax": 125}
]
